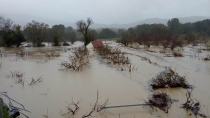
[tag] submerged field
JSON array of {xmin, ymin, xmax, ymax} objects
[{"xmin": 0, "ymin": 41, "xmax": 210, "ymax": 118}]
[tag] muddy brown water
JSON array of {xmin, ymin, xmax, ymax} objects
[{"xmin": 0, "ymin": 43, "xmax": 210, "ymax": 118}]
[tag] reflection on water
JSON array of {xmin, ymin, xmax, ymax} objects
[{"xmin": 0, "ymin": 44, "xmax": 210, "ymax": 118}]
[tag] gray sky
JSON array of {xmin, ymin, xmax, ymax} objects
[{"xmin": 0, "ymin": 0, "xmax": 210, "ymax": 25}]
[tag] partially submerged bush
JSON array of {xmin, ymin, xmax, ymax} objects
[
  {"xmin": 173, "ymin": 52, "xmax": 184, "ymax": 57},
  {"xmin": 203, "ymin": 55, "xmax": 210, "ymax": 61},
  {"xmin": 151, "ymin": 68, "xmax": 191, "ymax": 89},
  {"xmin": 61, "ymin": 47, "xmax": 89, "ymax": 71},
  {"xmin": 96, "ymin": 46, "xmax": 132, "ymax": 71},
  {"xmin": 9, "ymin": 71, "xmax": 25, "ymax": 86},
  {"xmin": 63, "ymin": 42, "xmax": 70, "ymax": 46},
  {"xmin": 62, "ymin": 92, "xmax": 108, "ymax": 118},
  {"xmin": 8, "ymin": 71, "xmax": 43, "ymax": 87},
  {"xmin": 147, "ymin": 92, "xmax": 172, "ymax": 113},
  {"xmin": 15, "ymin": 50, "xmax": 60, "ymax": 60},
  {"xmin": 182, "ymin": 91, "xmax": 207, "ymax": 118},
  {"xmin": 97, "ymin": 46, "xmax": 129, "ymax": 65},
  {"xmin": 28, "ymin": 77, "xmax": 42, "ymax": 86}
]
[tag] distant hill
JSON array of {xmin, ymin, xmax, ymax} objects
[{"xmin": 92, "ymin": 16, "xmax": 210, "ymax": 29}]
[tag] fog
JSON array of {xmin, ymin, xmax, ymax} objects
[{"xmin": 0, "ymin": 0, "xmax": 210, "ymax": 25}]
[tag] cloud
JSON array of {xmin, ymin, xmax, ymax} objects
[{"xmin": 0, "ymin": 0, "xmax": 209, "ymax": 25}]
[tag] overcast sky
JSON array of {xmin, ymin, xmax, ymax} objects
[{"xmin": 0, "ymin": 0, "xmax": 210, "ymax": 25}]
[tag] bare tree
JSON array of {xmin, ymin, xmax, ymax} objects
[{"xmin": 76, "ymin": 18, "xmax": 94, "ymax": 47}]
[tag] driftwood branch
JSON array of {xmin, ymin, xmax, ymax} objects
[
  {"xmin": 68, "ymin": 100, "xmax": 80, "ymax": 115},
  {"xmin": 82, "ymin": 91, "xmax": 109, "ymax": 118},
  {"xmin": 103, "ymin": 103, "xmax": 150, "ymax": 109}
]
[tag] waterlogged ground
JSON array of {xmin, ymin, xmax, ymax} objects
[{"xmin": 0, "ymin": 41, "xmax": 210, "ymax": 118}]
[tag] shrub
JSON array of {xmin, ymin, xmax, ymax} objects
[
  {"xmin": 151, "ymin": 68, "xmax": 191, "ymax": 89},
  {"xmin": 147, "ymin": 92, "xmax": 172, "ymax": 113}
]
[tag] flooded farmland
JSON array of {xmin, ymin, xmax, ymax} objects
[{"xmin": 0, "ymin": 41, "xmax": 210, "ymax": 118}]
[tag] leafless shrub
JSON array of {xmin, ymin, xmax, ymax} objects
[
  {"xmin": 82, "ymin": 91, "xmax": 108, "ymax": 118},
  {"xmin": 151, "ymin": 68, "xmax": 191, "ymax": 89},
  {"xmin": 10, "ymin": 71, "xmax": 24, "ymax": 78},
  {"xmin": 146, "ymin": 92, "xmax": 172, "ymax": 113},
  {"xmin": 182, "ymin": 90, "xmax": 207, "ymax": 118},
  {"xmin": 96, "ymin": 46, "xmax": 133, "ymax": 71},
  {"xmin": 82, "ymin": 108, "xmax": 95, "ymax": 118},
  {"xmin": 10, "ymin": 71, "xmax": 25, "ymax": 86},
  {"xmin": 97, "ymin": 46, "xmax": 129, "ymax": 65},
  {"xmin": 203, "ymin": 55, "xmax": 210, "ymax": 61},
  {"xmin": 9, "ymin": 71, "xmax": 43, "ymax": 87},
  {"xmin": 28, "ymin": 76, "xmax": 42, "ymax": 86},
  {"xmin": 96, "ymin": 99, "xmax": 109, "ymax": 112},
  {"xmin": 61, "ymin": 92, "xmax": 108, "ymax": 118},
  {"xmin": 173, "ymin": 52, "xmax": 184, "ymax": 57},
  {"xmin": 62, "ymin": 100, "xmax": 80, "ymax": 117},
  {"xmin": 61, "ymin": 47, "xmax": 89, "ymax": 71},
  {"xmin": 44, "ymin": 51, "xmax": 60, "ymax": 58},
  {"xmin": 69, "ymin": 101, "xmax": 80, "ymax": 115}
]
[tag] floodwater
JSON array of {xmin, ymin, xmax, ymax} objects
[{"xmin": 0, "ymin": 42, "xmax": 210, "ymax": 118}]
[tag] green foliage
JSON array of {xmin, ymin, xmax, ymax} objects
[
  {"xmin": 0, "ymin": 17, "xmax": 25, "ymax": 47},
  {"xmin": 0, "ymin": 98, "xmax": 9, "ymax": 118},
  {"xmin": 1, "ymin": 29, "xmax": 25, "ymax": 47},
  {"xmin": 51, "ymin": 24, "xmax": 65, "ymax": 46},
  {"xmin": 53, "ymin": 36, "xmax": 60, "ymax": 46}
]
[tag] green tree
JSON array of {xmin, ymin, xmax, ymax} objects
[
  {"xmin": 0, "ymin": 17, "xmax": 25, "ymax": 47},
  {"xmin": 13, "ymin": 25, "xmax": 25, "ymax": 47},
  {"xmin": 51, "ymin": 24, "xmax": 65, "ymax": 46}
]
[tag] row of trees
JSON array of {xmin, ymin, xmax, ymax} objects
[
  {"xmin": 0, "ymin": 17, "xmax": 120, "ymax": 47},
  {"xmin": 119, "ymin": 18, "xmax": 210, "ymax": 49},
  {"xmin": 2, "ymin": 17, "xmax": 209, "ymax": 48},
  {"xmin": 24, "ymin": 21, "xmax": 78, "ymax": 47},
  {"xmin": 0, "ymin": 17, "xmax": 84, "ymax": 47},
  {"xmin": 0, "ymin": 17, "xmax": 25, "ymax": 47}
]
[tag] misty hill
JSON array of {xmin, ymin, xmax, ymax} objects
[{"xmin": 92, "ymin": 16, "xmax": 210, "ymax": 29}]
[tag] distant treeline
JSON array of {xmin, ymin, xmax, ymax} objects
[
  {"xmin": 0, "ymin": 16, "xmax": 210, "ymax": 48},
  {"xmin": 0, "ymin": 16, "xmax": 119, "ymax": 47},
  {"xmin": 119, "ymin": 18, "xmax": 210, "ymax": 49}
]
